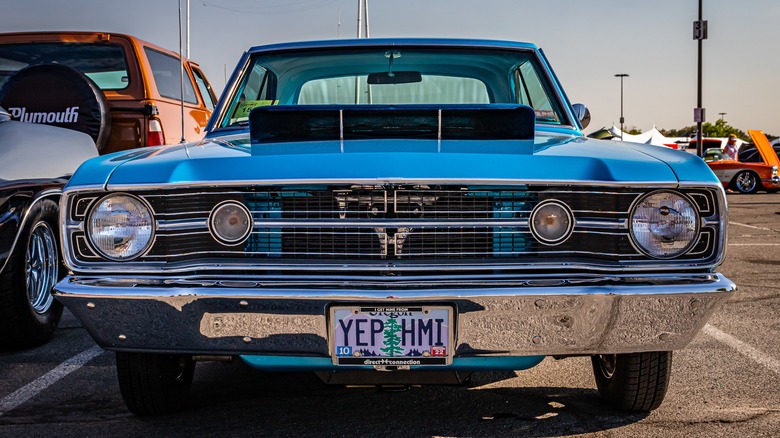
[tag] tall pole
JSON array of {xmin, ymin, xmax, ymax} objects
[
  {"xmin": 186, "ymin": 0, "xmax": 190, "ymax": 59},
  {"xmin": 694, "ymin": 0, "xmax": 707, "ymax": 157},
  {"xmin": 178, "ymin": 0, "xmax": 185, "ymax": 143},
  {"xmin": 615, "ymin": 74, "xmax": 629, "ymax": 140},
  {"xmin": 719, "ymin": 112, "xmax": 726, "ymax": 121},
  {"xmin": 356, "ymin": 0, "xmax": 363, "ymax": 38},
  {"xmin": 364, "ymin": 0, "xmax": 370, "ymax": 37},
  {"xmin": 354, "ymin": 1, "xmax": 369, "ymax": 104}
]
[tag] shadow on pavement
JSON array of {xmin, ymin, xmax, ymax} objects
[{"xmin": 137, "ymin": 358, "xmax": 649, "ymax": 437}]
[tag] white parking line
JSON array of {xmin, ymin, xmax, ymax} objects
[
  {"xmin": 702, "ymin": 324, "xmax": 780, "ymax": 375},
  {"xmin": 729, "ymin": 221, "xmax": 777, "ymax": 232},
  {"xmin": 0, "ymin": 346, "xmax": 103, "ymax": 416}
]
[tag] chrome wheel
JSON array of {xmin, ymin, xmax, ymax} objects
[
  {"xmin": 734, "ymin": 171, "xmax": 759, "ymax": 194},
  {"xmin": 596, "ymin": 354, "xmax": 617, "ymax": 378},
  {"xmin": 25, "ymin": 221, "xmax": 58, "ymax": 314}
]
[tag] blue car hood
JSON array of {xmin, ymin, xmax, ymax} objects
[{"xmin": 67, "ymin": 131, "xmax": 718, "ymax": 189}]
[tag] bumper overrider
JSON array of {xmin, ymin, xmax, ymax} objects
[{"xmin": 54, "ymin": 273, "xmax": 735, "ymax": 358}]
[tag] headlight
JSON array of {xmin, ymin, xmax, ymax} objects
[
  {"xmin": 88, "ymin": 194, "xmax": 154, "ymax": 261},
  {"xmin": 630, "ymin": 191, "xmax": 699, "ymax": 259},
  {"xmin": 530, "ymin": 200, "xmax": 574, "ymax": 245}
]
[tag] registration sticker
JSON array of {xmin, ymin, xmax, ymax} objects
[
  {"xmin": 330, "ymin": 305, "xmax": 453, "ymax": 366},
  {"xmin": 230, "ymin": 99, "xmax": 278, "ymax": 123}
]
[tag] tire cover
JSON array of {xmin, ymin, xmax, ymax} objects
[{"xmin": 0, "ymin": 64, "xmax": 111, "ymax": 151}]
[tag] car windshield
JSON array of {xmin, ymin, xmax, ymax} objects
[
  {"xmin": 0, "ymin": 42, "xmax": 129, "ymax": 91},
  {"xmin": 217, "ymin": 46, "xmax": 566, "ymax": 128}
]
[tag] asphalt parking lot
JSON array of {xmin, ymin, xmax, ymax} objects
[{"xmin": 1, "ymin": 193, "xmax": 779, "ymax": 437}]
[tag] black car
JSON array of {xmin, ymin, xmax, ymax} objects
[
  {"xmin": 738, "ymin": 142, "xmax": 780, "ymax": 163},
  {"xmin": 0, "ymin": 106, "xmax": 96, "ymax": 347}
]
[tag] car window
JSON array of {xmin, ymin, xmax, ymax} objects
[
  {"xmin": 191, "ymin": 66, "xmax": 216, "ymax": 110},
  {"xmin": 144, "ymin": 47, "xmax": 198, "ymax": 104},
  {"xmin": 218, "ymin": 46, "xmax": 565, "ymax": 128},
  {"xmin": 299, "ymin": 75, "xmax": 489, "ymax": 105},
  {"xmin": 514, "ymin": 61, "xmax": 560, "ymax": 123},
  {"xmin": 0, "ymin": 42, "xmax": 129, "ymax": 90},
  {"xmin": 224, "ymin": 63, "xmax": 276, "ymax": 125}
]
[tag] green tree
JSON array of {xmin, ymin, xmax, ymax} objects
[
  {"xmin": 660, "ymin": 120, "xmax": 750, "ymax": 141},
  {"xmin": 381, "ymin": 317, "xmax": 404, "ymax": 357}
]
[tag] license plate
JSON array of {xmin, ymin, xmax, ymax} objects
[{"xmin": 330, "ymin": 305, "xmax": 454, "ymax": 366}]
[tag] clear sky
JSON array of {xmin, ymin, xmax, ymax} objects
[{"xmin": 3, "ymin": 0, "xmax": 779, "ymax": 136}]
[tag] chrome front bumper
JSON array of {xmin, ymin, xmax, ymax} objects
[{"xmin": 54, "ymin": 273, "xmax": 735, "ymax": 357}]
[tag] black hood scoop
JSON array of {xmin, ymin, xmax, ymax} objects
[{"xmin": 249, "ymin": 104, "xmax": 535, "ymax": 144}]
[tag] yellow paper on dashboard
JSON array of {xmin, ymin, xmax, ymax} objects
[{"xmin": 232, "ymin": 100, "xmax": 278, "ymax": 122}]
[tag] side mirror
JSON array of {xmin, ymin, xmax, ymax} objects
[{"xmin": 572, "ymin": 103, "xmax": 590, "ymax": 129}]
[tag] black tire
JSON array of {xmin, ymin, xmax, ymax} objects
[
  {"xmin": 731, "ymin": 170, "xmax": 760, "ymax": 194},
  {"xmin": 0, "ymin": 199, "xmax": 63, "ymax": 348},
  {"xmin": 591, "ymin": 351, "xmax": 672, "ymax": 412},
  {"xmin": 116, "ymin": 352, "xmax": 195, "ymax": 416}
]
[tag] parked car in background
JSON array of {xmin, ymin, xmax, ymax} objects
[
  {"xmin": 0, "ymin": 31, "xmax": 217, "ymax": 154},
  {"xmin": 738, "ymin": 140, "xmax": 780, "ymax": 163},
  {"xmin": 703, "ymin": 147, "xmax": 724, "ymax": 162},
  {"xmin": 0, "ymin": 106, "xmax": 97, "ymax": 347},
  {"xmin": 688, "ymin": 137, "xmax": 724, "ymax": 154},
  {"xmin": 54, "ymin": 38, "xmax": 734, "ymax": 416},
  {"xmin": 704, "ymin": 130, "xmax": 780, "ymax": 193}
]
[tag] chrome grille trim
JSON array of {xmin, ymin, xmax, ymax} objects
[{"xmin": 63, "ymin": 184, "xmax": 726, "ymax": 273}]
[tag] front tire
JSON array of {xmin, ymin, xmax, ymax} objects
[
  {"xmin": 0, "ymin": 199, "xmax": 63, "ymax": 348},
  {"xmin": 116, "ymin": 352, "xmax": 195, "ymax": 416},
  {"xmin": 591, "ymin": 351, "xmax": 672, "ymax": 412},
  {"xmin": 731, "ymin": 170, "xmax": 760, "ymax": 194}
]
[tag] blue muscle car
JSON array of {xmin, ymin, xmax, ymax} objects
[{"xmin": 54, "ymin": 39, "xmax": 735, "ymax": 416}]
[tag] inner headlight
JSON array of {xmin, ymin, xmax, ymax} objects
[
  {"xmin": 87, "ymin": 194, "xmax": 154, "ymax": 261},
  {"xmin": 530, "ymin": 200, "xmax": 574, "ymax": 245},
  {"xmin": 630, "ymin": 191, "xmax": 699, "ymax": 259},
  {"xmin": 209, "ymin": 201, "xmax": 252, "ymax": 245}
]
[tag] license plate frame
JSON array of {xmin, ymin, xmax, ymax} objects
[{"xmin": 329, "ymin": 304, "xmax": 454, "ymax": 367}]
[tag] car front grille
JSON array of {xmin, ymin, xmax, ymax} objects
[{"xmin": 67, "ymin": 185, "xmax": 722, "ymax": 269}]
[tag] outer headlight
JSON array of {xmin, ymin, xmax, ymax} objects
[
  {"xmin": 630, "ymin": 191, "xmax": 699, "ymax": 259},
  {"xmin": 88, "ymin": 194, "xmax": 154, "ymax": 261}
]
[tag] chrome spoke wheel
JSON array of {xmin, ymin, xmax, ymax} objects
[
  {"xmin": 25, "ymin": 221, "xmax": 58, "ymax": 314},
  {"xmin": 735, "ymin": 171, "xmax": 758, "ymax": 193}
]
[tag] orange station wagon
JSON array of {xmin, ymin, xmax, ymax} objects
[
  {"xmin": 704, "ymin": 130, "xmax": 780, "ymax": 193},
  {"xmin": 0, "ymin": 31, "xmax": 217, "ymax": 154}
]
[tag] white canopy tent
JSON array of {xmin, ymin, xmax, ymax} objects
[
  {"xmin": 608, "ymin": 125, "xmax": 746, "ymax": 150},
  {"xmin": 608, "ymin": 125, "xmax": 686, "ymax": 148}
]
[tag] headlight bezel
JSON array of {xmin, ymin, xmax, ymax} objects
[
  {"xmin": 529, "ymin": 199, "xmax": 574, "ymax": 246},
  {"xmin": 629, "ymin": 190, "xmax": 700, "ymax": 259},
  {"xmin": 86, "ymin": 193, "xmax": 155, "ymax": 262},
  {"xmin": 208, "ymin": 200, "xmax": 253, "ymax": 246}
]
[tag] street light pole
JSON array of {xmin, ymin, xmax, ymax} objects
[
  {"xmin": 615, "ymin": 73, "xmax": 629, "ymax": 140},
  {"xmin": 719, "ymin": 112, "xmax": 726, "ymax": 121},
  {"xmin": 693, "ymin": 0, "xmax": 708, "ymax": 157}
]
